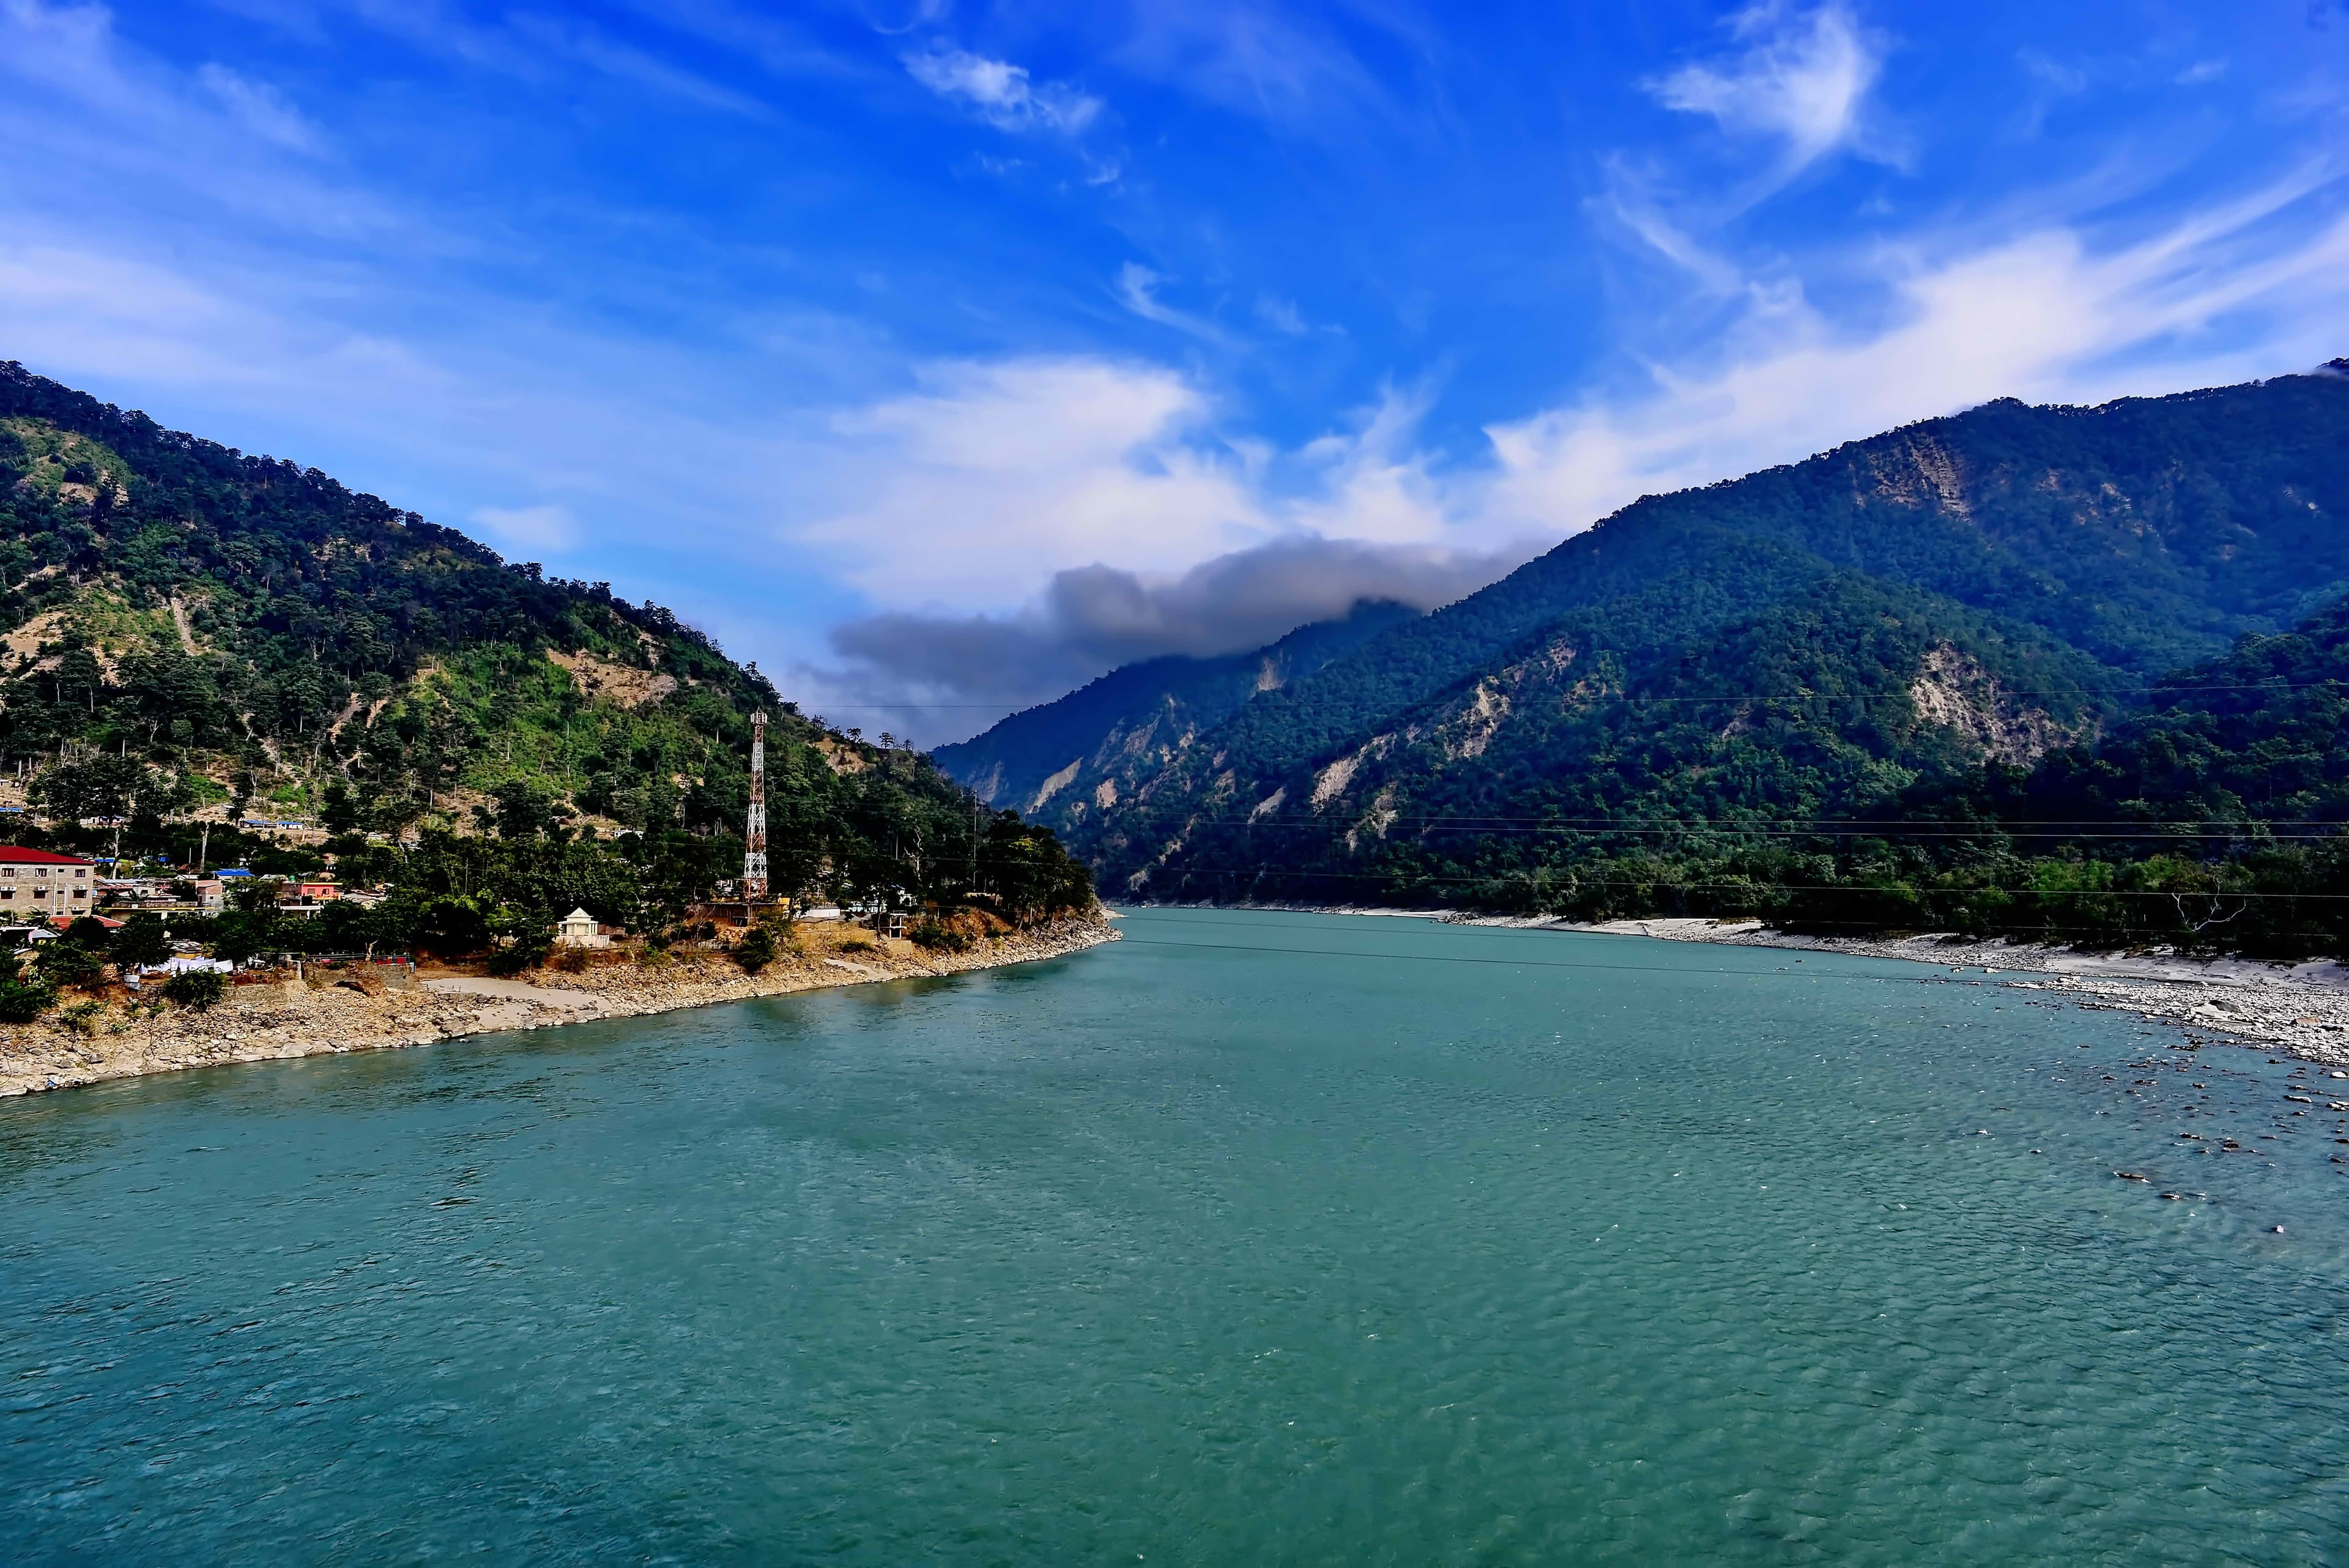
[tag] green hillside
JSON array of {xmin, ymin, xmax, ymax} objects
[
  {"xmin": 1028, "ymin": 363, "xmax": 2349, "ymax": 955},
  {"xmin": 0, "ymin": 362, "xmax": 1093, "ymax": 946}
]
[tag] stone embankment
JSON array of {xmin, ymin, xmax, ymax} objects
[{"xmin": 0, "ymin": 913, "xmax": 1119, "ymax": 1098}]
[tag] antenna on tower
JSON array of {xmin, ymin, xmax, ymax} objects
[{"xmin": 741, "ymin": 710, "xmax": 768, "ymax": 904}]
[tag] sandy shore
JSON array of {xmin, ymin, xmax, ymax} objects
[{"xmin": 0, "ymin": 913, "xmax": 1120, "ymax": 1098}]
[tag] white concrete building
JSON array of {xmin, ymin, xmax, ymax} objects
[{"xmin": 556, "ymin": 908, "xmax": 610, "ymax": 948}]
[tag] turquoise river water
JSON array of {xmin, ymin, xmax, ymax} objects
[{"xmin": 4, "ymin": 908, "xmax": 2348, "ymax": 1564}]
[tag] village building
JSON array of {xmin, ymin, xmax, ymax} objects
[
  {"xmin": 555, "ymin": 908, "xmax": 612, "ymax": 948},
  {"xmin": 0, "ymin": 847, "xmax": 95, "ymax": 917}
]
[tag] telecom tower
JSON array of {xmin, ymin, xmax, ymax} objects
[{"xmin": 741, "ymin": 709, "xmax": 768, "ymax": 902}]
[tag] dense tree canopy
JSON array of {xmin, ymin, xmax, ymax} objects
[{"xmin": 0, "ymin": 362, "xmax": 1095, "ymax": 949}]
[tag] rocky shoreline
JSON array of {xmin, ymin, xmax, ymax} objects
[{"xmin": 0, "ymin": 913, "xmax": 1120, "ymax": 1098}]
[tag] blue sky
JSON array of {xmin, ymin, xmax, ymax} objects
[{"xmin": 2, "ymin": 1, "xmax": 2347, "ymax": 743}]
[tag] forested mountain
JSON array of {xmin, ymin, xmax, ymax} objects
[
  {"xmin": 1023, "ymin": 363, "xmax": 2349, "ymax": 953},
  {"xmin": 0, "ymin": 362, "xmax": 1091, "ymax": 941},
  {"xmin": 933, "ymin": 599, "xmax": 1416, "ymax": 815}
]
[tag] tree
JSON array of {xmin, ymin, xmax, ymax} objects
[
  {"xmin": 112, "ymin": 913, "xmax": 173, "ymax": 969},
  {"xmin": 321, "ymin": 780, "xmax": 363, "ymax": 834},
  {"xmin": 733, "ymin": 924, "xmax": 779, "ymax": 973},
  {"xmin": 32, "ymin": 937, "xmax": 103, "ymax": 991},
  {"xmin": 0, "ymin": 970, "xmax": 54, "ymax": 1022},
  {"xmin": 489, "ymin": 779, "xmax": 558, "ymax": 839},
  {"xmin": 203, "ymin": 910, "xmax": 282, "ymax": 963},
  {"xmin": 62, "ymin": 914, "xmax": 113, "ymax": 951},
  {"xmin": 161, "ymin": 968, "xmax": 226, "ymax": 1010},
  {"xmin": 32, "ymin": 754, "xmax": 144, "ymax": 824},
  {"xmin": 409, "ymin": 893, "xmax": 492, "ymax": 956}
]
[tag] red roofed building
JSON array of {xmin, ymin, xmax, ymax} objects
[{"xmin": 0, "ymin": 847, "xmax": 96, "ymax": 919}]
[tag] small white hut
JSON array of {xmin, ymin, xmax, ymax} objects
[{"xmin": 555, "ymin": 907, "xmax": 609, "ymax": 948}]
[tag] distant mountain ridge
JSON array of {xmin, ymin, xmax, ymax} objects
[
  {"xmin": 933, "ymin": 599, "xmax": 1417, "ymax": 815},
  {"xmin": 941, "ymin": 362, "xmax": 2349, "ymax": 948}
]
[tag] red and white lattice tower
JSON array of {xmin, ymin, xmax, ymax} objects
[{"xmin": 741, "ymin": 709, "xmax": 768, "ymax": 902}]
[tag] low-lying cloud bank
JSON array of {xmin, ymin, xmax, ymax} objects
[{"xmin": 820, "ymin": 533, "xmax": 1537, "ymax": 743}]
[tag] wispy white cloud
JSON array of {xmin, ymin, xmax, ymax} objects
[
  {"xmin": 242, "ymin": 0, "xmax": 771, "ymax": 111},
  {"xmin": 471, "ymin": 502, "xmax": 580, "ymax": 554},
  {"xmin": 904, "ymin": 45, "xmax": 1100, "ymax": 134},
  {"xmin": 2012, "ymin": 47, "xmax": 2088, "ymax": 139},
  {"xmin": 1648, "ymin": 2, "xmax": 1895, "ymax": 187},
  {"xmin": 1483, "ymin": 174, "xmax": 2349, "ymax": 540},
  {"xmin": 507, "ymin": 13, "xmax": 768, "ymax": 116},
  {"xmin": 800, "ymin": 357, "xmax": 1267, "ymax": 610},
  {"xmin": 1594, "ymin": 171, "xmax": 1749, "ymax": 293},
  {"xmin": 0, "ymin": 1, "xmax": 407, "ymax": 239},
  {"xmin": 1255, "ymin": 295, "xmax": 1308, "ymax": 335},
  {"xmin": 1109, "ymin": 1, "xmax": 1390, "ymax": 135},
  {"xmin": 2017, "ymin": 48, "xmax": 2087, "ymax": 97},
  {"xmin": 610, "ymin": 0, "xmax": 861, "ymax": 81},
  {"xmin": 1113, "ymin": 262, "xmax": 1228, "ymax": 342},
  {"xmin": 1290, "ymin": 382, "xmax": 1455, "ymax": 546},
  {"xmin": 197, "ymin": 62, "xmax": 322, "ymax": 152}
]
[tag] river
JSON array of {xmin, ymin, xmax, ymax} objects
[{"xmin": 5, "ymin": 908, "xmax": 2346, "ymax": 1564}]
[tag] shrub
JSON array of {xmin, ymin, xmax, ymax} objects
[
  {"xmin": 485, "ymin": 945, "xmax": 534, "ymax": 976},
  {"xmin": 836, "ymin": 935, "xmax": 876, "ymax": 954},
  {"xmin": 33, "ymin": 940, "xmax": 105, "ymax": 992},
  {"xmin": 161, "ymin": 969, "xmax": 228, "ymax": 1011},
  {"xmin": 113, "ymin": 913, "xmax": 174, "ymax": 970},
  {"xmin": 63, "ymin": 915, "xmax": 113, "ymax": 951},
  {"xmin": 909, "ymin": 920, "xmax": 974, "ymax": 954},
  {"xmin": 552, "ymin": 945, "xmax": 592, "ymax": 973},
  {"xmin": 0, "ymin": 973, "xmax": 56, "ymax": 1024},
  {"xmin": 58, "ymin": 998, "xmax": 105, "ymax": 1035},
  {"xmin": 732, "ymin": 925, "xmax": 779, "ymax": 974}
]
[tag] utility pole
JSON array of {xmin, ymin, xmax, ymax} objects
[
  {"xmin": 740, "ymin": 710, "xmax": 768, "ymax": 904},
  {"xmin": 196, "ymin": 819, "xmax": 210, "ymax": 877}
]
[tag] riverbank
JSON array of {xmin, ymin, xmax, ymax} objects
[
  {"xmin": 0, "ymin": 912, "xmax": 1120, "ymax": 1098},
  {"xmin": 1141, "ymin": 903, "xmax": 2349, "ymax": 1066}
]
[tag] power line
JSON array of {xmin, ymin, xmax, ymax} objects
[
  {"xmin": 1115, "ymin": 863, "xmax": 2349, "ymax": 900},
  {"xmin": 1152, "ymin": 817, "xmax": 2349, "ymax": 841},
  {"xmin": 1123, "ymin": 809, "xmax": 2349, "ymax": 828},
  {"xmin": 812, "ymin": 678, "xmax": 2349, "ymax": 712}
]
